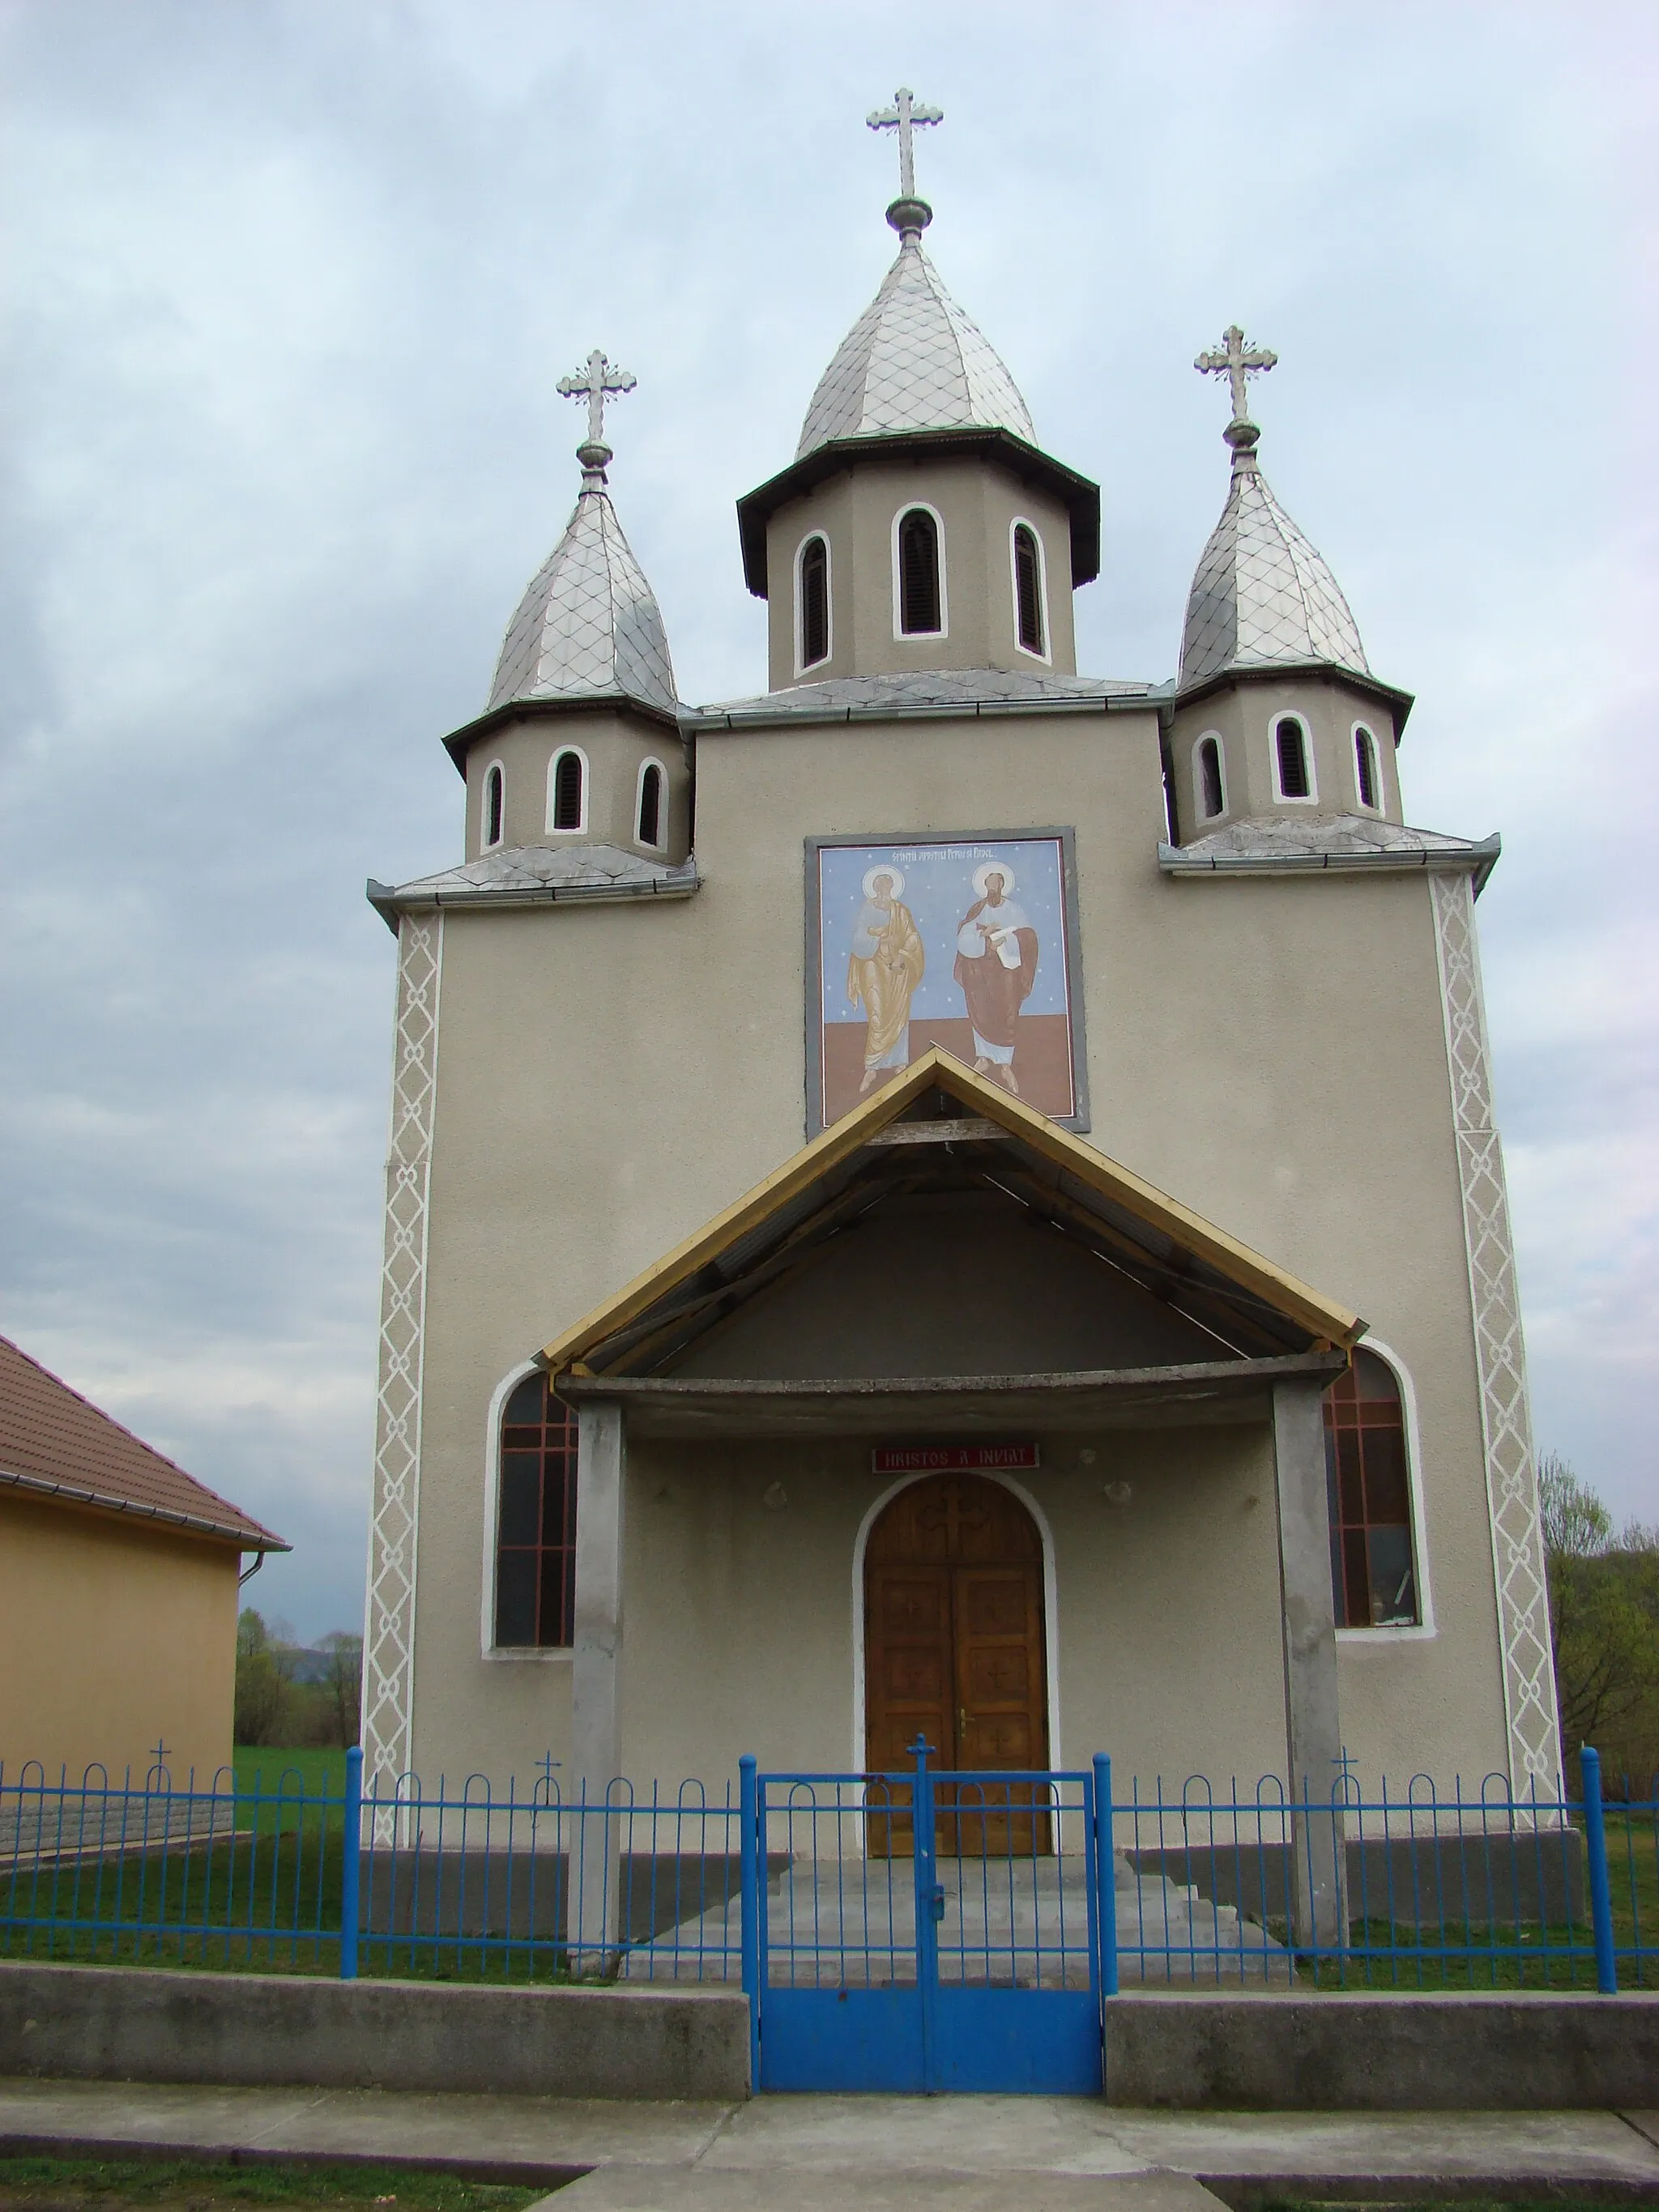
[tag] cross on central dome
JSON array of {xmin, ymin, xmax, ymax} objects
[{"xmin": 795, "ymin": 92, "xmax": 1037, "ymax": 460}]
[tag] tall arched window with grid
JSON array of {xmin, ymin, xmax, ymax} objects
[
  {"xmin": 1324, "ymin": 1352, "xmax": 1419, "ymax": 1627},
  {"xmin": 495, "ymin": 1375, "xmax": 578, "ymax": 1647}
]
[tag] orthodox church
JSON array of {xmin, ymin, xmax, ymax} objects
[{"xmin": 360, "ymin": 94, "xmax": 1560, "ymax": 1845}]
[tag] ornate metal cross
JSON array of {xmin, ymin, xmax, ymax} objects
[
  {"xmin": 867, "ymin": 86, "xmax": 942, "ymax": 200},
  {"xmin": 557, "ymin": 349, "xmax": 638, "ymax": 449},
  {"xmin": 1195, "ymin": 325, "xmax": 1277, "ymax": 423}
]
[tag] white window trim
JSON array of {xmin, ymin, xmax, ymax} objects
[
  {"xmin": 850, "ymin": 1470, "xmax": 1064, "ymax": 1841},
  {"xmin": 545, "ymin": 744, "xmax": 590, "ymax": 835},
  {"xmin": 794, "ymin": 531, "xmax": 833, "ymax": 676},
  {"xmin": 480, "ymin": 1359, "xmax": 574, "ymax": 1662},
  {"xmin": 1008, "ymin": 516, "xmax": 1051, "ymax": 665},
  {"xmin": 1191, "ymin": 729, "xmax": 1228, "ymax": 825},
  {"xmin": 890, "ymin": 501, "xmax": 949, "ymax": 641},
  {"xmin": 1269, "ymin": 711, "xmax": 1319, "ymax": 806},
  {"xmin": 481, "ymin": 758, "xmax": 506, "ymax": 850},
  {"xmin": 1334, "ymin": 1335, "xmax": 1437, "ymax": 1643},
  {"xmin": 1351, "ymin": 720, "xmax": 1385, "ymax": 815},
  {"xmin": 634, "ymin": 755, "xmax": 668, "ymax": 851}
]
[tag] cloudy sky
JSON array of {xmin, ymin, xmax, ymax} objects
[{"xmin": 2, "ymin": 0, "xmax": 1653, "ymax": 1643}]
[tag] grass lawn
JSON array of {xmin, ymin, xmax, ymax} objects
[
  {"xmin": 232, "ymin": 1750, "xmax": 349, "ymax": 1801},
  {"xmin": 0, "ymin": 2161, "xmax": 555, "ymax": 2212}
]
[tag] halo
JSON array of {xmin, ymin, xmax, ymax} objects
[
  {"xmin": 972, "ymin": 860, "xmax": 1016, "ymax": 898},
  {"xmin": 862, "ymin": 864, "xmax": 904, "ymax": 898}
]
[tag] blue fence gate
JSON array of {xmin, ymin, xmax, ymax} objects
[{"xmin": 741, "ymin": 1742, "xmax": 1111, "ymax": 2093}]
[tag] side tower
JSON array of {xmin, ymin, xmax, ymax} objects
[{"xmin": 1156, "ymin": 333, "xmax": 1562, "ymax": 1796}]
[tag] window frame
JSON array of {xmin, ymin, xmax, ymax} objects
[
  {"xmin": 481, "ymin": 759, "xmax": 505, "ymax": 850},
  {"xmin": 1192, "ymin": 731, "xmax": 1227, "ymax": 824},
  {"xmin": 1009, "ymin": 517, "xmax": 1051, "ymax": 663},
  {"xmin": 890, "ymin": 501, "xmax": 949, "ymax": 641},
  {"xmin": 546, "ymin": 744, "xmax": 590, "ymax": 835},
  {"xmin": 1270, "ymin": 712, "xmax": 1319, "ymax": 806},
  {"xmin": 480, "ymin": 1362, "xmax": 578, "ymax": 1662},
  {"xmin": 1328, "ymin": 1337, "xmax": 1435, "ymax": 1643},
  {"xmin": 1352, "ymin": 721, "xmax": 1384, "ymax": 814},
  {"xmin": 635, "ymin": 756, "xmax": 667, "ymax": 851},
  {"xmin": 795, "ymin": 531, "xmax": 833, "ymax": 676}
]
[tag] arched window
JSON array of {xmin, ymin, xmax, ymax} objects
[
  {"xmin": 1274, "ymin": 714, "xmax": 1313, "ymax": 801},
  {"xmin": 798, "ymin": 535, "xmax": 830, "ymax": 669},
  {"xmin": 897, "ymin": 507, "xmax": 942, "ymax": 636},
  {"xmin": 1197, "ymin": 735, "xmax": 1225, "ymax": 820},
  {"xmin": 1013, "ymin": 523, "xmax": 1046, "ymax": 657},
  {"xmin": 483, "ymin": 762, "xmax": 504, "ymax": 848},
  {"xmin": 1324, "ymin": 1351, "xmax": 1420, "ymax": 1627},
  {"xmin": 549, "ymin": 748, "xmax": 586, "ymax": 833},
  {"xmin": 1354, "ymin": 725, "xmax": 1379, "ymax": 811},
  {"xmin": 637, "ymin": 759, "xmax": 664, "ymax": 849},
  {"xmin": 495, "ymin": 1372, "xmax": 578, "ymax": 1648}
]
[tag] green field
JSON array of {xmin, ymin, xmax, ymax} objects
[
  {"xmin": 0, "ymin": 2158, "xmax": 550, "ymax": 2212},
  {"xmin": 232, "ymin": 1748, "xmax": 349, "ymax": 1800}
]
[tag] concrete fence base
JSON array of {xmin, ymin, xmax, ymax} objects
[
  {"xmin": 1105, "ymin": 1990, "xmax": 1659, "ymax": 2109},
  {"xmin": 0, "ymin": 1962, "xmax": 748, "ymax": 2103}
]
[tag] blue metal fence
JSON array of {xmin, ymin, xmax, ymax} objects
[{"xmin": 2, "ymin": 1745, "xmax": 1653, "ymax": 1997}]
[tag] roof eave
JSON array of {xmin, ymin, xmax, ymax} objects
[
  {"xmin": 441, "ymin": 690, "xmax": 683, "ymax": 778},
  {"xmin": 736, "ymin": 428, "xmax": 1102, "ymax": 599},
  {"xmin": 1159, "ymin": 832, "xmax": 1502, "ymax": 897},
  {"xmin": 1171, "ymin": 659, "xmax": 1416, "ymax": 737},
  {"xmin": 0, "ymin": 1466, "xmax": 288, "ymax": 1552}
]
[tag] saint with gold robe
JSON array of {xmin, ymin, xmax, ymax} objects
[{"xmin": 847, "ymin": 867, "xmax": 925, "ymax": 1091}]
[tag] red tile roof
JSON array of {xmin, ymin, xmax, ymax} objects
[{"xmin": 0, "ymin": 1334, "xmax": 288, "ymax": 1551}]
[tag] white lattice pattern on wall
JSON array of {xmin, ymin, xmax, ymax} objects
[
  {"xmin": 1431, "ymin": 872, "xmax": 1562, "ymax": 1790},
  {"xmin": 360, "ymin": 912, "xmax": 443, "ymax": 1814}
]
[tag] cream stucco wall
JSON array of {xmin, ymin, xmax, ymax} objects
[
  {"xmin": 762, "ymin": 457, "xmax": 1077, "ymax": 689},
  {"xmin": 0, "ymin": 1494, "xmax": 240, "ymax": 1779},
  {"xmin": 393, "ymin": 691, "xmax": 1512, "ymax": 1801}
]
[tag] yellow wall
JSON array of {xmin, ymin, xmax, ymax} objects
[{"xmin": 0, "ymin": 1492, "xmax": 240, "ymax": 1783}]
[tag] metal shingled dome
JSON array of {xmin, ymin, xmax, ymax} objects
[
  {"xmin": 488, "ymin": 484, "xmax": 678, "ymax": 715},
  {"xmin": 797, "ymin": 234, "xmax": 1036, "ymax": 458},
  {"xmin": 1179, "ymin": 460, "xmax": 1369, "ymax": 688}
]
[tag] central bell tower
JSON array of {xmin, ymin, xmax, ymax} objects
[{"xmin": 735, "ymin": 88, "xmax": 1100, "ymax": 692}]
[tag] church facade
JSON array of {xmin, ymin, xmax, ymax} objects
[{"xmin": 360, "ymin": 102, "xmax": 1560, "ymax": 1837}]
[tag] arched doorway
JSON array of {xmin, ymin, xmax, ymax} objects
[{"xmin": 864, "ymin": 1474, "xmax": 1050, "ymax": 1853}]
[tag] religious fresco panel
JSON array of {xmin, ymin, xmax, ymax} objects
[{"xmin": 805, "ymin": 831, "xmax": 1088, "ymax": 1135}]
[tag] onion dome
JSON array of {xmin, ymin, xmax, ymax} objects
[
  {"xmin": 799, "ymin": 218, "xmax": 1035, "ymax": 458},
  {"xmin": 488, "ymin": 351, "xmax": 677, "ymax": 716},
  {"xmin": 1179, "ymin": 326, "xmax": 1368, "ymax": 689}
]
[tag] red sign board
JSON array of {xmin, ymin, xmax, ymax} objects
[{"xmin": 871, "ymin": 1443, "xmax": 1040, "ymax": 1475}]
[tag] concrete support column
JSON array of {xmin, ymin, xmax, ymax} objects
[
  {"xmin": 1271, "ymin": 1377, "xmax": 1346, "ymax": 1950},
  {"xmin": 572, "ymin": 1398, "xmax": 625, "ymax": 1968}
]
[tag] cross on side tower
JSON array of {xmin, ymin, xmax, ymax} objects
[
  {"xmin": 1195, "ymin": 325, "xmax": 1277, "ymax": 425},
  {"xmin": 867, "ymin": 86, "xmax": 942, "ymax": 202},
  {"xmin": 557, "ymin": 348, "xmax": 638, "ymax": 457}
]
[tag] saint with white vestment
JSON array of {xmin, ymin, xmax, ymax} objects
[
  {"xmin": 847, "ymin": 867, "xmax": 925, "ymax": 1090},
  {"xmin": 952, "ymin": 863, "xmax": 1038, "ymax": 1093}
]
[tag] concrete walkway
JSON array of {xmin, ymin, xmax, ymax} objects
[{"xmin": 3, "ymin": 2076, "xmax": 1658, "ymax": 2204}]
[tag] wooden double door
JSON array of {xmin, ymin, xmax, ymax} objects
[{"xmin": 864, "ymin": 1474, "xmax": 1051, "ymax": 1856}]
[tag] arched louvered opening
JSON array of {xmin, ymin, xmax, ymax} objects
[
  {"xmin": 897, "ymin": 508, "xmax": 942, "ymax": 636},
  {"xmin": 484, "ymin": 762, "xmax": 505, "ymax": 848},
  {"xmin": 637, "ymin": 760, "xmax": 664, "ymax": 849},
  {"xmin": 1274, "ymin": 715, "xmax": 1312, "ymax": 801},
  {"xmin": 1198, "ymin": 736, "xmax": 1224, "ymax": 820},
  {"xmin": 799, "ymin": 535, "xmax": 830, "ymax": 669},
  {"xmin": 550, "ymin": 748, "xmax": 586, "ymax": 832},
  {"xmin": 1013, "ymin": 524, "xmax": 1045, "ymax": 657},
  {"xmin": 1354, "ymin": 726, "xmax": 1379, "ymax": 811}
]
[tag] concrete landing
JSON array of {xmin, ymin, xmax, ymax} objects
[
  {"xmin": 5, "ymin": 2077, "xmax": 1659, "ymax": 2197},
  {"xmin": 624, "ymin": 1855, "xmax": 1290, "ymax": 1988}
]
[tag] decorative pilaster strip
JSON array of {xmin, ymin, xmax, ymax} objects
[
  {"xmin": 360, "ymin": 911, "xmax": 443, "ymax": 1822},
  {"xmin": 1430, "ymin": 872, "xmax": 1562, "ymax": 1792}
]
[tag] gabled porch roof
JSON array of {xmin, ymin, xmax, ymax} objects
[{"xmin": 544, "ymin": 1050, "xmax": 1361, "ymax": 1434}]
